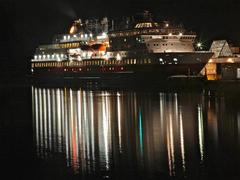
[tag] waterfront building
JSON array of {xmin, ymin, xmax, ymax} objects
[{"xmin": 203, "ymin": 40, "xmax": 240, "ymax": 80}]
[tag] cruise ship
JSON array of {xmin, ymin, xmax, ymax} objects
[{"xmin": 31, "ymin": 12, "xmax": 213, "ymax": 82}]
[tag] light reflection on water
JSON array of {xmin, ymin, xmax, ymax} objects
[{"xmin": 31, "ymin": 86, "xmax": 240, "ymax": 179}]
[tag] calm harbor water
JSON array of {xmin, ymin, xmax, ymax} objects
[{"xmin": 1, "ymin": 83, "xmax": 240, "ymax": 180}]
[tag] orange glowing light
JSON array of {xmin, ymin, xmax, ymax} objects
[{"xmin": 70, "ymin": 25, "xmax": 76, "ymax": 34}]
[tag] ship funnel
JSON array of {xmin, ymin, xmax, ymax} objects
[{"xmin": 69, "ymin": 19, "xmax": 82, "ymax": 34}]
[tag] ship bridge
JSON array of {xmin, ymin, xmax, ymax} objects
[{"xmin": 134, "ymin": 22, "xmax": 159, "ymax": 29}]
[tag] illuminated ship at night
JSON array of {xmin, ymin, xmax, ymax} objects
[{"xmin": 31, "ymin": 12, "xmax": 213, "ymax": 82}]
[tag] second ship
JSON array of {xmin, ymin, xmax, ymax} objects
[{"xmin": 31, "ymin": 12, "xmax": 213, "ymax": 82}]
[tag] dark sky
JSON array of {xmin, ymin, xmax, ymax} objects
[{"xmin": 3, "ymin": 0, "xmax": 240, "ymax": 60}]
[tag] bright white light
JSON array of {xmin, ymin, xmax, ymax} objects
[
  {"xmin": 88, "ymin": 51, "xmax": 93, "ymax": 58},
  {"xmin": 47, "ymin": 55, "xmax": 50, "ymax": 59},
  {"xmin": 168, "ymin": 33, "xmax": 172, "ymax": 36},
  {"xmin": 39, "ymin": 55, "xmax": 42, "ymax": 59},
  {"xmin": 166, "ymin": 23, "xmax": 169, "ymax": 27},
  {"xmin": 227, "ymin": 58, "xmax": 234, "ymax": 63},
  {"xmin": 90, "ymin": 33, "xmax": 93, "ymax": 38},
  {"xmin": 84, "ymin": 34, "xmax": 88, "ymax": 38},
  {"xmin": 77, "ymin": 56, "xmax": 82, "ymax": 61},
  {"xmin": 64, "ymin": 36, "xmax": 66, "ymax": 40},
  {"xmin": 81, "ymin": 34, "xmax": 83, "ymax": 38},
  {"xmin": 197, "ymin": 42, "xmax": 202, "ymax": 48},
  {"xmin": 34, "ymin": 55, "xmax": 37, "ymax": 59},
  {"xmin": 179, "ymin": 32, "xmax": 183, "ymax": 36},
  {"xmin": 159, "ymin": 58, "xmax": 163, "ymax": 62},
  {"xmin": 102, "ymin": 32, "xmax": 107, "ymax": 37},
  {"xmin": 68, "ymin": 35, "xmax": 70, "ymax": 39},
  {"xmin": 116, "ymin": 53, "xmax": 121, "ymax": 61},
  {"xmin": 43, "ymin": 55, "xmax": 46, "ymax": 59},
  {"xmin": 97, "ymin": 32, "xmax": 108, "ymax": 39},
  {"xmin": 173, "ymin": 58, "xmax": 178, "ymax": 62}
]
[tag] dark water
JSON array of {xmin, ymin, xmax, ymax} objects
[{"xmin": 1, "ymin": 83, "xmax": 240, "ymax": 180}]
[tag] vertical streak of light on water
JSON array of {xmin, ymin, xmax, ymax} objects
[
  {"xmin": 47, "ymin": 89, "xmax": 52, "ymax": 151},
  {"xmin": 90, "ymin": 91, "xmax": 95, "ymax": 171},
  {"xmin": 117, "ymin": 92, "xmax": 122, "ymax": 153},
  {"xmin": 198, "ymin": 105, "xmax": 204, "ymax": 163},
  {"xmin": 61, "ymin": 90, "xmax": 65, "ymax": 153},
  {"xmin": 31, "ymin": 86, "xmax": 35, "ymax": 143},
  {"xmin": 83, "ymin": 91, "xmax": 90, "ymax": 170},
  {"xmin": 169, "ymin": 105, "xmax": 175, "ymax": 176},
  {"xmin": 139, "ymin": 109, "xmax": 143, "ymax": 157},
  {"xmin": 77, "ymin": 90, "xmax": 83, "ymax": 171},
  {"xmin": 167, "ymin": 117, "xmax": 172, "ymax": 176},
  {"xmin": 159, "ymin": 93, "xmax": 164, "ymax": 144},
  {"xmin": 174, "ymin": 93, "xmax": 179, "ymax": 129},
  {"xmin": 69, "ymin": 89, "xmax": 73, "ymax": 168},
  {"xmin": 167, "ymin": 96, "xmax": 175, "ymax": 177},
  {"xmin": 159, "ymin": 92, "xmax": 164, "ymax": 173},
  {"xmin": 39, "ymin": 88, "xmax": 43, "ymax": 158},
  {"xmin": 70, "ymin": 89, "xmax": 78, "ymax": 171},
  {"xmin": 43, "ymin": 89, "xmax": 48, "ymax": 155},
  {"xmin": 105, "ymin": 94, "xmax": 110, "ymax": 170},
  {"xmin": 74, "ymin": 91, "xmax": 79, "ymax": 172},
  {"xmin": 52, "ymin": 89, "xmax": 56, "ymax": 152},
  {"xmin": 57, "ymin": 89, "xmax": 62, "ymax": 152},
  {"xmin": 34, "ymin": 87, "xmax": 39, "ymax": 156},
  {"xmin": 64, "ymin": 88, "xmax": 70, "ymax": 166},
  {"xmin": 101, "ymin": 93, "xmax": 110, "ymax": 170},
  {"xmin": 179, "ymin": 108, "xmax": 186, "ymax": 173}
]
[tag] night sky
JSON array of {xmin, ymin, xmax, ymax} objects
[{"xmin": 1, "ymin": 0, "xmax": 240, "ymax": 75}]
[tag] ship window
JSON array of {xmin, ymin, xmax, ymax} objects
[{"xmin": 147, "ymin": 44, "xmax": 150, "ymax": 46}]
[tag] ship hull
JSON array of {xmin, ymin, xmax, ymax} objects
[{"xmin": 31, "ymin": 52, "xmax": 213, "ymax": 82}]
